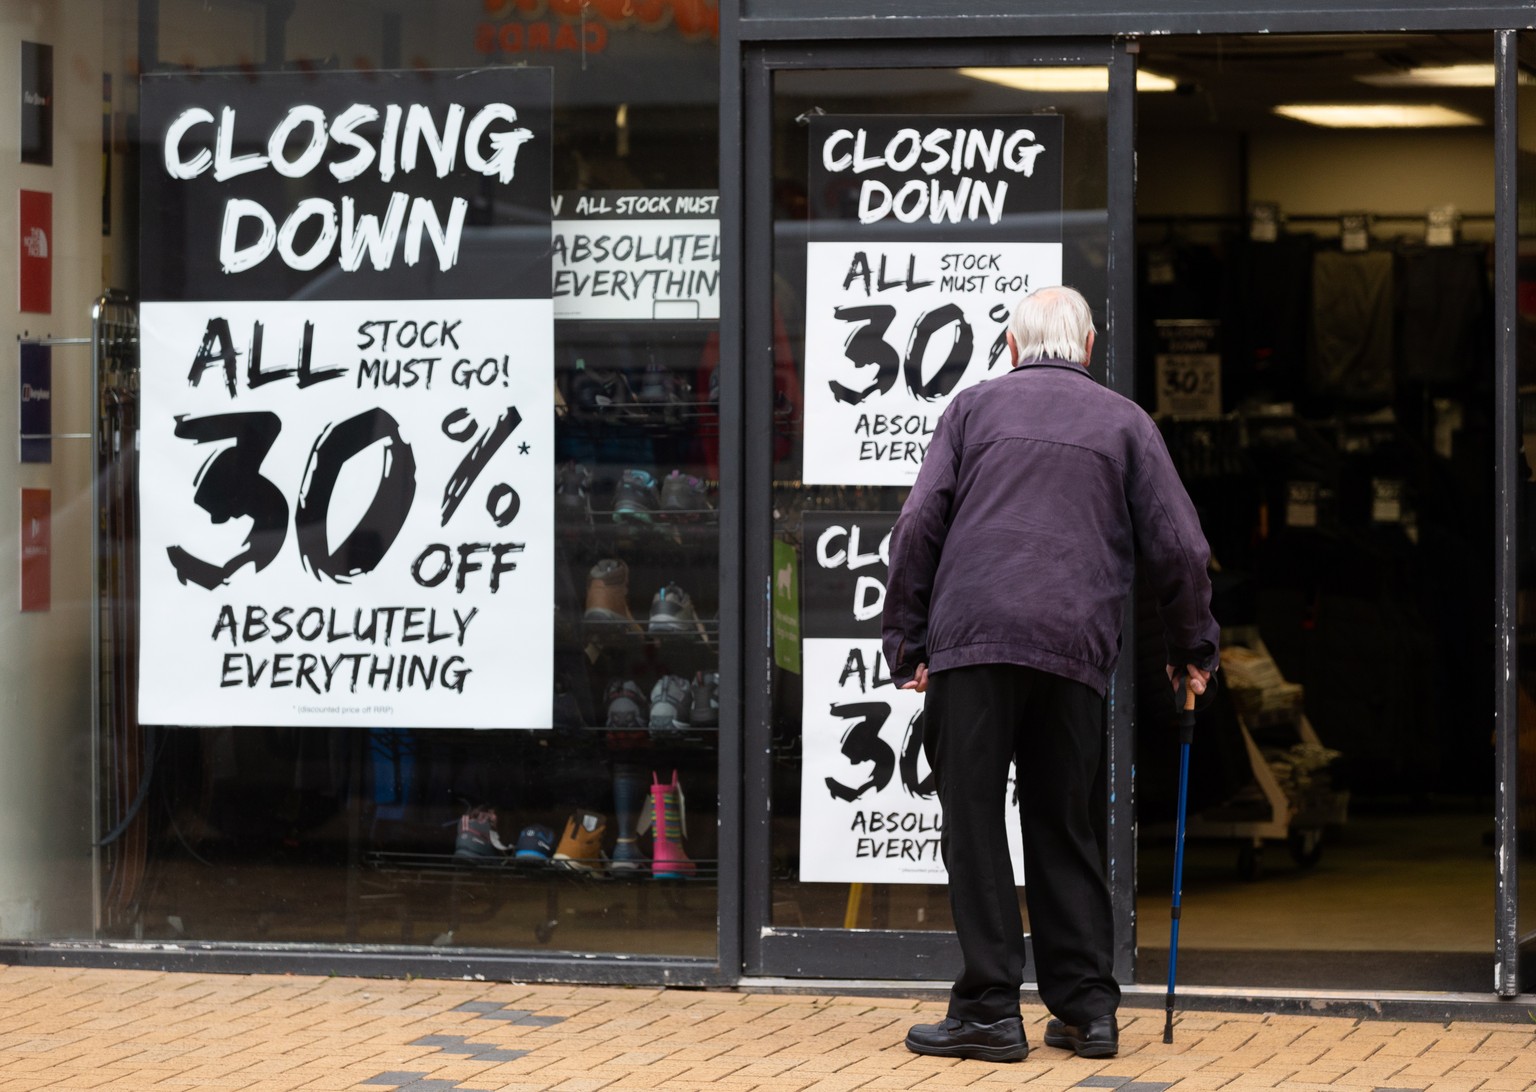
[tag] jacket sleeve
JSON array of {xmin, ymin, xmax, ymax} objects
[
  {"xmin": 881, "ymin": 404, "xmax": 963, "ymax": 686},
  {"xmin": 1126, "ymin": 415, "xmax": 1221, "ymax": 672}
]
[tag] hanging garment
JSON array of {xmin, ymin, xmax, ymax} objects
[
  {"xmin": 1395, "ymin": 243, "xmax": 1491, "ymax": 387},
  {"xmin": 1236, "ymin": 233, "xmax": 1316, "ymax": 408},
  {"xmin": 1307, "ymin": 249, "xmax": 1395, "ymax": 404}
]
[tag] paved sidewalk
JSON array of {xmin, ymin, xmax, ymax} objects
[{"xmin": 0, "ymin": 966, "xmax": 1532, "ymax": 1091}]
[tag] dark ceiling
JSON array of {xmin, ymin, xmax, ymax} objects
[{"xmin": 1138, "ymin": 33, "xmax": 1506, "ymax": 135}]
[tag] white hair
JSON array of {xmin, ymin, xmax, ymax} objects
[{"xmin": 1008, "ymin": 286, "xmax": 1096, "ymax": 364}]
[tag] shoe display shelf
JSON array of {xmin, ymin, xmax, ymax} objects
[
  {"xmin": 1167, "ymin": 625, "xmax": 1350, "ymax": 881},
  {"xmin": 360, "ymin": 848, "xmax": 720, "ymax": 945}
]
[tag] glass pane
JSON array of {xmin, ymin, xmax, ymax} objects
[
  {"xmin": 768, "ymin": 67, "xmax": 1109, "ymax": 934},
  {"xmin": 1, "ymin": 0, "xmax": 722, "ymax": 960},
  {"xmin": 1135, "ymin": 33, "xmax": 1497, "ymax": 991}
]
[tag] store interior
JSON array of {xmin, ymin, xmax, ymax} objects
[{"xmin": 1130, "ymin": 32, "xmax": 1503, "ymax": 991}]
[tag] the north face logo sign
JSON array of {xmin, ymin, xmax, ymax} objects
[{"xmin": 23, "ymin": 226, "xmax": 47, "ymax": 259}]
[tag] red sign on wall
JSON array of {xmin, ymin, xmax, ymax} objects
[
  {"xmin": 20, "ymin": 488, "xmax": 50, "ymax": 612},
  {"xmin": 19, "ymin": 189, "xmax": 51, "ymax": 313}
]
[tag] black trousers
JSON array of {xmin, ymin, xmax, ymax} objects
[{"xmin": 925, "ymin": 663, "xmax": 1120, "ymax": 1026}]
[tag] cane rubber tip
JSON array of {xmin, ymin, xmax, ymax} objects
[{"xmin": 1163, "ymin": 1029, "xmax": 1173, "ymax": 1044}]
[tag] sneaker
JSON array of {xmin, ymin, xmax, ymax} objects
[
  {"xmin": 648, "ymin": 674, "xmax": 693, "ymax": 730},
  {"xmin": 612, "ymin": 469, "xmax": 660, "ymax": 522},
  {"xmin": 553, "ymin": 809, "xmax": 608, "ymax": 871},
  {"xmin": 691, "ymin": 671, "xmax": 719, "ymax": 727},
  {"xmin": 454, "ymin": 805, "xmax": 509, "ymax": 858},
  {"xmin": 514, "ymin": 823, "xmax": 556, "ymax": 861},
  {"xmin": 556, "ymin": 461, "xmax": 593, "ymax": 520},
  {"xmin": 660, "ymin": 470, "xmax": 712, "ymax": 515},
  {"xmin": 583, "ymin": 558, "xmax": 638, "ymax": 628},
  {"xmin": 605, "ymin": 679, "xmax": 649, "ymax": 728},
  {"xmin": 635, "ymin": 362, "xmax": 685, "ymax": 404},
  {"xmin": 649, "ymin": 583, "xmax": 705, "ymax": 641},
  {"xmin": 568, "ymin": 359, "xmax": 634, "ymax": 415}
]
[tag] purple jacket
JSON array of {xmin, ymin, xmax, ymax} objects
[{"xmin": 882, "ymin": 359, "xmax": 1219, "ymax": 694}]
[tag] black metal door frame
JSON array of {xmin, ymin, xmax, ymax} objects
[{"xmin": 737, "ymin": 37, "xmax": 1141, "ymax": 983}]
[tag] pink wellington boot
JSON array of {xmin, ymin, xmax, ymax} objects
[{"xmin": 636, "ymin": 770, "xmax": 695, "ymax": 879}]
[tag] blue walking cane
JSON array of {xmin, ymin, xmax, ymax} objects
[{"xmin": 1163, "ymin": 674, "xmax": 1198, "ymax": 1044}]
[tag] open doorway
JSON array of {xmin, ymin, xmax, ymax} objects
[{"xmin": 1132, "ymin": 33, "xmax": 1497, "ymax": 991}]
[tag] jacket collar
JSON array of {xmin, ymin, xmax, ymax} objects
[{"xmin": 1008, "ymin": 356, "xmax": 1093, "ymax": 377}]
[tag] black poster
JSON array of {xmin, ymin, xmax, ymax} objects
[
  {"xmin": 807, "ymin": 114, "xmax": 1063, "ymax": 244},
  {"xmin": 801, "ymin": 511, "xmax": 897, "ymax": 641},
  {"xmin": 139, "ymin": 68, "xmax": 552, "ymax": 303},
  {"xmin": 19, "ymin": 344, "xmax": 50, "ymax": 464},
  {"xmin": 21, "ymin": 42, "xmax": 52, "ymax": 167}
]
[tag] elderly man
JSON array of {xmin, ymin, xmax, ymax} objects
[{"xmin": 882, "ymin": 286, "xmax": 1219, "ymax": 1063}]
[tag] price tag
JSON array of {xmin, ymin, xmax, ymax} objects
[
  {"xmin": 1286, "ymin": 481, "xmax": 1318, "ymax": 529},
  {"xmin": 1340, "ymin": 213, "xmax": 1370, "ymax": 253},
  {"xmin": 1371, "ymin": 478, "xmax": 1403, "ymax": 524},
  {"xmin": 1426, "ymin": 205, "xmax": 1460, "ymax": 248},
  {"xmin": 1250, "ymin": 203, "xmax": 1280, "ymax": 243}
]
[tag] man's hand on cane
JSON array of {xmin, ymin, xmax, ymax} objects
[
  {"xmin": 900, "ymin": 664, "xmax": 930, "ymax": 694},
  {"xmin": 1166, "ymin": 663, "xmax": 1211, "ymax": 694}
]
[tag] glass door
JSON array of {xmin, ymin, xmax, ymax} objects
[{"xmin": 742, "ymin": 41, "xmax": 1138, "ymax": 979}]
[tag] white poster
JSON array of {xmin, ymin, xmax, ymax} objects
[
  {"xmin": 800, "ymin": 637, "xmax": 1025, "ymax": 885},
  {"xmin": 138, "ymin": 300, "xmax": 553, "ymax": 728},
  {"xmin": 552, "ymin": 190, "xmax": 719, "ymax": 320},
  {"xmin": 802, "ymin": 240, "xmax": 1061, "ymax": 486},
  {"xmin": 137, "ymin": 68, "xmax": 554, "ymax": 729},
  {"xmin": 796, "ymin": 511, "xmax": 1024, "ymax": 886}
]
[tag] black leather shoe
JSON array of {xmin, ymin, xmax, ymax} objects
[
  {"xmin": 1043, "ymin": 1014, "xmax": 1119, "ymax": 1058},
  {"xmin": 904, "ymin": 1016, "xmax": 1029, "ymax": 1062}
]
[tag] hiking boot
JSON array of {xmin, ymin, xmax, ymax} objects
[
  {"xmin": 612, "ymin": 469, "xmax": 660, "ymax": 522},
  {"xmin": 660, "ymin": 470, "xmax": 712, "ymax": 515},
  {"xmin": 514, "ymin": 824, "xmax": 556, "ymax": 861},
  {"xmin": 636, "ymin": 771, "xmax": 694, "ymax": 879},
  {"xmin": 604, "ymin": 679, "xmax": 649, "ymax": 728},
  {"xmin": 552, "ymin": 809, "xmax": 608, "ymax": 871},
  {"xmin": 648, "ymin": 674, "xmax": 693, "ymax": 730},
  {"xmin": 454, "ymin": 805, "xmax": 509, "ymax": 858},
  {"xmin": 584, "ymin": 558, "xmax": 639, "ymax": 630}
]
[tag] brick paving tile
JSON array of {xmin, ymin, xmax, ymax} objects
[
  {"xmin": 1338, "ymin": 1063, "xmax": 1413, "ymax": 1084},
  {"xmin": 1313, "ymin": 1039, "xmax": 1387, "ymax": 1062},
  {"xmin": 1393, "ymin": 1056, "xmax": 1467, "ymax": 1078},
  {"xmin": 1422, "ymin": 1079, "xmax": 1497, "ymax": 1092},
  {"xmin": 1474, "ymin": 1077, "xmax": 1536, "ymax": 1091},
  {"xmin": 1425, "ymin": 1031, "xmax": 1495, "ymax": 1049}
]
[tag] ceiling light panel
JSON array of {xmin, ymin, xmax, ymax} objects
[
  {"xmin": 958, "ymin": 67, "xmax": 1176, "ymax": 93},
  {"xmin": 1272, "ymin": 103, "xmax": 1483, "ymax": 128}
]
